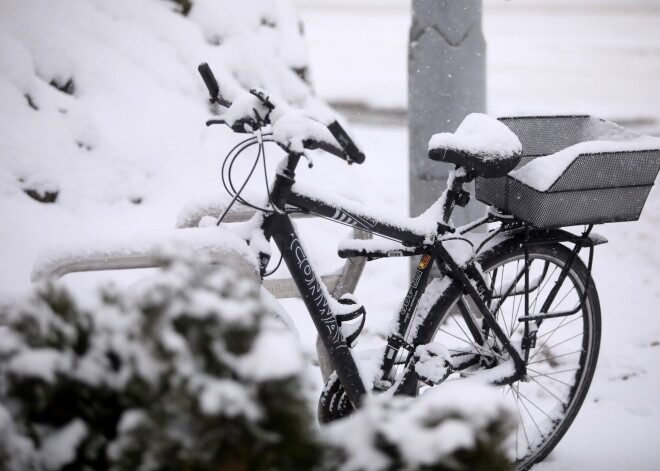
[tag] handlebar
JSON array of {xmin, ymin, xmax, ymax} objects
[
  {"xmin": 198, "ymin": 62, "xmax": 365, "ymax": 164},
  {"xmin": 198, "ymin": 63, "xmax": 231, "ymax": 107},
  {"xmin": 327, "ymin": 121, "xmax": 366, "ymax": 164}
]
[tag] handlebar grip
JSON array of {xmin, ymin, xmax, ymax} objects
[
  {"xmin": 198, "ymin": 63, "xmax": 219, "ymax": 98},
  {"xmin": 327, "ymin": 120, "xmax": 366, "ymax": 164},
  {"xmin": 198, "ymin": 63, "xmax": 232, "ymax": 107}
]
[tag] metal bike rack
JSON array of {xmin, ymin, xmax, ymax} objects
[
  {"xmin": 32, "ymin": 203, "xmax": 371, "ymax": 299},
  {"xmin": 175, "ymin": 203, "xmax": 371, "ymax": 298}
]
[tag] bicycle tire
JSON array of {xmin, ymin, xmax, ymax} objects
[{"xmin": 425, "ymin": 241, "xmax": 601, "ymax": 470}]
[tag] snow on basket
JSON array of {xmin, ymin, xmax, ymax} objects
[{"xmin": 475, "ymin": 116, "xmax": 660, "ymax": 228}]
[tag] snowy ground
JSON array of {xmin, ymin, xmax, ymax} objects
[{"xmin": 1, "ymin": 0, "xmax": 660, "ymax": 469}]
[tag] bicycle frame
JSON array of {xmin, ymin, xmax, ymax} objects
[
  {"xmin": 256, "ymin": 151, "xmax": 536, "ymax": 407},
  {"xmin": 251, "ymin": 146, "xmax": 608, "ymax": 413}
]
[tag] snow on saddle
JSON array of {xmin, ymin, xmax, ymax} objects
[{"xmin": 428, "ymin": 113, "xmax": 522, "ymax": 178}]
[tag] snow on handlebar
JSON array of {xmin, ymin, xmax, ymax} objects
[
  {"xmin": 198, "ymin": 62, "xmax": 365, "ymax": 164},
  {"xmin": 270, "ymin": 110, "xmax": 365, "ymax": 164}
]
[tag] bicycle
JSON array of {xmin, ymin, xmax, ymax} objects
[{"xmin": 196, "ymin": 63, "xmax": 660, "ymax": 470}]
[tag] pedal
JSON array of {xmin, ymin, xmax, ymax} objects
[
  {"xmin": 414, "ymin": 343, "xmax": 452, "ymax": 385},
  {"xmin": 335, "ymin": 294, "xmax": 366, "ymax": 348}
]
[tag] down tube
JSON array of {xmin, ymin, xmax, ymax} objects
[{"xmin": 268, "ymin": 213, "xmax": 367, "ymax": 406}]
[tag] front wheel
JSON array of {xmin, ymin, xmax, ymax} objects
[{"xmin": 427, "ymin": 242, "xmax": 601, "ymax": 470}]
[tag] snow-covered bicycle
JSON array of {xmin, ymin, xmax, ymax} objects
[{"xmin": 197, "ymin": 63, "xmax": 660, "ymax": 470}]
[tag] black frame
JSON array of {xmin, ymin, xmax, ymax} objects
[{"xmin": 257, "ymin": 151, "xmax": 596, "ymax": 408}]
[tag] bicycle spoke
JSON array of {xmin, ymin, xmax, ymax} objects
[
  {"xmin": 529, "ymin": 262, "xmax": 551, "ymax": 313},
  {"xmin": 527, "ymin": 349, "xmax": 582, "ymax": 366},
  {"xmin": 515, "ymin": 388, "xmax": 560, "ymax": 423},
  {"xmin": 513, "ymin": 258, "xmax": 537, "ymax": 336},
  {"xmin": 537, "ymin": 263, "xmax": 559, "ymax": 298},
  {"xmin": 539, "ymin": 331, "xmax": 583, "ymax": 355},
  {"xmin": 529, "ymin": 316, "xmax": 574, "ymax": 363},
  {"xmin": 512, "ymin": 385, "xmax": 546, "ymax": 441},
  {"xmin": 526, "ymin": 263, "xmax": 560, "ymax": 314},
  {"xmin": 549, "ymin": 284, "xmax": 578, "ymax": 313},
  {"xmin": 439, "ymin": 328, "xmax": 499, "ymax": 361},
  {"xmin": 513, "ymin": 287, "xmax": 525, "ymax": 337},
  {"xmin": 507, "ymin": 260, "xmax": 520, "ymax": 336},
  {"xmin": 529, "ymin": 375, "xmax": 568, "ymax": 406},
  {"xmin": 531, "ymin": 324, "xmax": 580, "ymax": 358},
  {"xmin": 452, "ymin": 314, "xmax": 503, "ymax": 360},
  {"xmin": 527, "ymin": 367, "xmax": 578, "ymax": 388},
  {"xmin": 514, "ymin": 383, "xmax": 532, "ymax": 454},
  {"xmin": 535, "ymin": 315, "xmax": 581, "ymax": 341},
  {"xmin": 428, "ymin": 244, "xmax": 599, "ymax": 470}
]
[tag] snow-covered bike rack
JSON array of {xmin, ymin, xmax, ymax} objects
[{"xmin": 31, "ymin": 203, "xmax": 371, "ymax": 299}]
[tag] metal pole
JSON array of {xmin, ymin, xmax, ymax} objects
[{"xmin": 408, "ymin": 0, "xmax": 486, "ymax": 226}]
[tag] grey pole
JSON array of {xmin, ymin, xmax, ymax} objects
[{"xmin": 408, "ymin": 0, "xmax": 486, "ymax": 226}]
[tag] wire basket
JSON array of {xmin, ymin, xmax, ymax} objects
[{"xmin": 475, "ymin": 116, "xmax": 660, "ymax": 228}]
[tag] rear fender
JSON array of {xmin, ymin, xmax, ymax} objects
[{"xmin": 478, "ymin": 227, "xmax": 607, "ymax": 261}]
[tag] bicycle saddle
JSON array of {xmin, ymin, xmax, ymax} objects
[{"xmin": 427, "ymin": 113, "xmax": 522, "ymax": 178}]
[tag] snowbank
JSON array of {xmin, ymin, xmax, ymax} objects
[{"xmin": 0, "ymin": 0, "xmax": 322, "ymax": 206}]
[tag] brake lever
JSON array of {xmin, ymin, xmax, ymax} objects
[
  {"xmin": 249, "ymin": 89, "xmax": 275, "ymax": 111},
  {"xmin": 205, "ymin": 117, "xmax": 256, "ymax": 134}
]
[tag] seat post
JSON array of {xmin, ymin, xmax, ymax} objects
[{"xmin": 440, "ymin": 168, "xmax": 475, "ymax": 226}]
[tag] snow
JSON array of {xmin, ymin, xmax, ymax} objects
[
  {"xmin": 199, "ymin": 379, "xmax": 260, "ymax": 419},
  {"xmin": 31, "ymin": 227, "xmax": 260, "ymax": 282},
  {"xmin": 511, "ymin": 134, "xmax": 660, "ymax": 192},
  {"xmin": 338, "ymin": 236, "xmax": 410, "ymax": 255},
  {"xmin": 40, "ymin": 420, "xmax": 88, "ymax": 471},
  {"xmin": 0, "ymin": 405, "xmax": 37, "ymax": 471},
  {"xmin": 428, "ymin": 113, "xmax": 522, "ymax": 160},
  {"xmin": 325, "ymin": 380, "xmax": 515, "ymax": 470},
  {"xmin": 293, "ymin": 179, "xmax": 454, "ymax": 240},
  {"xmin": 271, "ymin": 108, "xmax": 339, "ymax": 154},
  {"xmin": 0, "ymin": 0, "xmax": 318, "ymax": 209},
  {"xmin": 414, "ymin": 342, "xmax": 450, "ymax": 384},
  {"xmin": 1, "ymin": 0, "xmax": 660, "ymax": 470},
  {"xmin": 7, "ymin": 348, "xmax": 72, "ymax": 383},
  {"xmin": 237, "ymin": 318, "xmax": 305, "ymax": 381},
  {"xmin": 407, "ymin": 277, "xmax": 454, "ymax": 341}
]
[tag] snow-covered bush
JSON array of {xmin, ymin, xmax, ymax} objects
[
  {"xmin": 323, "ymin": 382, "xmax": 515, "ymax": 471},
  {"xmin": 0, "ymin": 251, "xmax": 320, "ymax": 471},
  {"xmin": 0, "ymin": 0, "xmax": 321, "ymax": 205}
]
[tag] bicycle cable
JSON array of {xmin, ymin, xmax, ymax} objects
[
  {"xmin": 216, "ymin": 133, "xmax": 275, "ymax": 225},
  {"xmin": 216, "ymin": 140, "xmax": 263, "ymax": 225},
  {"xmin": 223, "ymin": 135, "xmax": 274, "ymax": 211},
  {"xmin": 220, "ymin": 136, "xmax": 258, "ymax": 198},
  {"xmin": 216, "ymin": 133, "xmax": 281, "ymax": 227},
  {"xmin": 439, "ymin": 236, "xmax": 476, "ymax": 250},
  {"xmin": 263, "ymin": 252, "xmax": 283, "ymax": 277},
  {"xmin": 216, "ymin": 132, "xmax": 287, "ymax": 277}
]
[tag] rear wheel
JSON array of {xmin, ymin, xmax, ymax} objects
[{"xmin": 428, "ymin": 242, "xmax": 601, "ymax": 470}]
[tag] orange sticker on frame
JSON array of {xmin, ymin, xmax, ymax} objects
[{"xmin": 418, "ymin": 254, "xmax": 432, "ymax": 269}]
